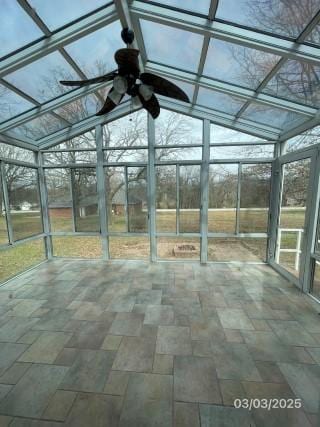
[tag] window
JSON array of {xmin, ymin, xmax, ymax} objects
[
  {"xmin": 179, "ymin": 165, "xmax": 201, "ymax": 233},
  {"xmin": 0, "ymin": 172, "xmax": 8, "ymax": 245},
  {"xmin": 156, "ymin": 165, "xmax": 176, "ymax": 233},
  {"xmin": 73, "ymin": 169, "xmax": 99, "ymax": 232}
]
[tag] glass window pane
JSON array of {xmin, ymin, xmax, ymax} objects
[
  {"xmin": 311, "ymin": 260, "xmax": 320, "ymax": 300},
  {"xmin": 157, "ymin": 237, "xmax": 200, "ymax": 260},
  {"xmin": 211, "ymin": 124, "xmax": 266, "ymax": 143},
  {"xmin": 0, "ymin": 143, "xmax": 35, "ymax": 163},
  {"xmin": 306, "ymin": 24, "xmax": 320, "ymax": 46},
  {"xmin": 45, "ymin": 168, "xmax": 73, "ymax": 232},
  {"xmin": 4, "ymin": 52, "xmax": 79, "ymax": 102},
  {"xmin": 54, "ymin": 95, "xmax": 99, "ymax": 124},
  {"xmin": 5, "ymin": 166, "xmax": 43, "ymax": 241},
  {"xmin": 127, "ymin": 167, "xmax": 148, "ymax": 233},
  {"xmin": 65, "ymin": 21, "xmax": 123, "ymax": 78},
  {"xmin": 109, "ymin": 236, "xmax": 150, "ymax": 259},
  {"xmin": 216, "ymin": 0, "xmax": 319, "ymax": 39},
  {"xmin": 209, "ymin": 164, "xmax": 238, "ymax": 233},
  {"xmin": 47, "ymin": 131, "xmax": 96, "ymax": 150},
  {"xmin": 208, "ymin": 237, "xmax": 267, "ymax": 262},
  {"xmin": 147, "ymin": 0, "xmax": 211, "ymax": 15},
  {"xmin": 0, "ymin": 0, "xmax": 43, "ymax": 59},
  {"xmin": 263, "ymin": 59, "xmax": 320, "ymax": 108},
  {"xmin": 197, "ymin": 87, "xmax": 245, "ymax": 115},
  {"xmin": 105, "ymin": 149, "xmax": 148, "ymax": 163},
  {"xmin": 104, "ymin": 111, "xmax": 148, "ymax": 147},
  {"xmin": 0, "ymin": 239, "xmax": 45, "ymax": 283},
  {"xmin": 44, "ymin": 151, "xmax": 97, "ymax": 165},
  {"xmin": 286, "ymin": 125, "xmax": 320, "ymax": 153},
  {"xmin": 241, "ymin": 102, "xmax": 308, "ymax": 131},
  {"xmin": 204, "ymin": 39, "xmax": 280, "ymax": 89},
  {"xmin": 156, "ymin": 109, "xmax": 202, "ymax": 145},
  {"xmin": 179, "ymin": 165, "xmax": 201, "ymax": 233},
  {"xmin": 28, "ymin": 0, "xmax": 108, "ymax": 31},
  {"xmin": 239, "ymin": 164, "xmax": 271, "ymax": 233},
  {"xmin": 73, "ymin": 169, "xmax": 99, "ymax": 232},
  {"xmin": 210, "ymin": 145, "xmax": 274, "ymax": 159},
  {"xmin": 106, "ymin": 166, "xmax": 127, "ymax": 233},
  {"xmin": 6, "ymin": 113, "xmax": 67, "ymax": 140},
  {"xmin": 0, "ymin": 84, "xmax": 34, "ymax": 123},
  {"xmin": 52, "ymin": 236, "xmax": 102, "ymax": 258},
  {"xmin": 276, "ymin": 159, "xmax": 311, "ymax": 277},
  {"xmin": 156, "ymin": 165, "xmax": 176, "ymax": 233},
  {"xmin": 0, "ymin": 172, "xmax": 8, "ymax": 245},
  {"xmin": 140, "ymin": 19, "xmax": 203, "ymax": 72},
  {"xmin": 156, "ymin": 147, "xmax": 202, "ymax": 161}
]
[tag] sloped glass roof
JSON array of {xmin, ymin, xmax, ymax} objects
[{"xmin": 0, "ymin": 0, "xmax": 319, "ymax": 149}]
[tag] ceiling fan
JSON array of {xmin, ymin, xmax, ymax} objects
[{"xmin": 60, "ymin": 28, "xmax": 190, "ymax": 119}]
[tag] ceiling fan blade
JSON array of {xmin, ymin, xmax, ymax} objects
[
  {"xmin": 138, "ymin": 93, "xmax": 160, "ymax": 119},
  {"xmin": 140, "ymin": 73, "xmax": 189, "ymax": 103},
  {"xmin": 60, "ymin": 71, "xmax": 117, "ymax": 87},
  {"xmin": 96, "ymin": 88, "xmax": 123, "ymax": 116},
  {"xmin": 114, "ymin": 48, "xmax": 140, "ymax": 73}
]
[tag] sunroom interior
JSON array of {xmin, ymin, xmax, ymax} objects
[{"xmin": 0, "ymin": 0, "xmax": 320, "ymax": 426}]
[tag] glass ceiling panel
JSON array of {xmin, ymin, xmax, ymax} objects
[
  {"xmin": 263, "ymin": 59, "xmax": 320, "ymax": 108},
  {"xmin": 211, "ymin": 124, "xmax": 267, "ymax": 143},
  {"xmin": 241, "ymin": 102, "xmax": 308, "ymax": 131},
  {"xmin": 28, "ymin": 0, "xmax": 108, "ymax": 31},
  {"xmin": 3, "ymin": 51, "xmax": 79, "ymax": 103},
  {"xmin": 0, "ymin": 0, "xmax": 43, "ymax": 59},
  {"xmin": 143, "ymin": 0, "xmax": 211, "ymax": 15},
  {"xmin": 203, "ymin": 38, "xmax": 280, "ymax": 90},
  {"xmin": 140, "ymin": 20, "xmax": 203, "ymax": 72},
  {"xmin": 0, "ymin": 84, "xmax": 34, "ymax": 123},
  {"xmin": 197, "ymin": 87, "xmax": 245, "ymax": 115},
  {"xmin": 53, "ymin": 95, "xmax": 99, "ymax": 124},
  {"xmin": 216, "ymin": 0, "xmax": 319, "ymax": 39},
  {"xmin": 306, "ymin": 24, "xmax": 320, "ymax": 45},
  {"xmin": 6, "ymin": 113, "xmax": 67, "ymax": 141},
  {"xmin": 64, "ymin": 21, "xmax": 123, "ymax": 78}
]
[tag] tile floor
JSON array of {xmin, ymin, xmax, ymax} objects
[{"xmin": 0, "ymin": 259, "xmax": 319, "ymax": 426}]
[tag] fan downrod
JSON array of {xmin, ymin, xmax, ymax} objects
[{"xmin": 121, "ymin": 28, "xmax": 135, "ymax": 45}]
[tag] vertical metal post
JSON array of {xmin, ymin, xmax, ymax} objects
[
  {"xmin": 124, "ymin": 166, "xmax": 129, "ymax": 232},
  {"xmin": 148, "ymin": 114, "xmax": 157, "ymax": 261},
  {"xmin": 200, "ymin": 119, "xmax": 210, "ymax": 264},
  {"xmin": 268, "ymin": 156, "xmax": 282, "ymax": 263},
  {"xmin": 37, "ymin": 152, "xmax": 53, "ymax": 259},
  {"xmin": 0, "ymin": 161, "xmax": 13, "ymax": 244},
  {"xmin": 236, "ymin": 163, "xmax": 242, "ymax": 235},
  {"xmin": 176, "ymin": 164, "xmax": 180, "ymax": 235},
  {"xmin": 70, "ymin": 169, "xmax": 77, "ymax": 233},
  {"xmin": 96, "ymin": 124, "xmax": 109, "ymax": 260}
]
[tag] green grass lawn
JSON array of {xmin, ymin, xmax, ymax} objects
[{"xmin": 0, "ymin": 208, "xmax": 307, "ymax": 283}]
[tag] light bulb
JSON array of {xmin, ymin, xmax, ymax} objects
[
  {"xmin": 139, "ymin": 84, "xmax": 153, "ymax": 101},
  {"xmin": 113, "ymin": 76, "xmax": 128, "ymax": 94}
]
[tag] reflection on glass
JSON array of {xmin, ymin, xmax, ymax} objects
[
  {"xmin": 216, "ymin": 0, "xmax": 318, "ymax": 39},
  {"xmin": 0, "ymin": 84, "xmax": 34, "ymax": 123},
  {"xmin": 140, "ymin": 19, "xmax": 203, "ymax": 72},
  {"xmin": 179, "ymin": 165, "xmax": 200, "ymax": 232},
  {"xmin": 306, "ymin": 24, "xmax": 320, "ymax": 46},
  {"xmin": 106, "ymin": 166, "xmax": 127, "ymax": 232},
  {"xmin": 104, "ymin": 111, "xmax": 148, "ymax": 147},
  {"xmin": 263, "ymin": 59, "xmax": 320, "ymax": 108},
  {"xmin": 208, "ymin": 237, "xmax": 267, "ymax": 261},
  {"xmin": 155, "ymin": 109, "xmax": 202, "ymax": 145},
  {"xmin": 240, "ymin": 164, "xmax": 271, "ymax": 233},
  {"xmin": 286, "ymin": 126, "xmax": 320, "ymax": 153},
  {"xmin": 6, "ymin": 113, "xmax": 67, "ymax": 140},
  {"xmin": 276, "ymin": 159, "xmax": 311, "ymax": 277},
  {"xmin": 5, "ymin": 166, "xmax": 43, "ymax": 241},
  {"xmin": 54, "ymin": 95, "xmax": 99, "ymax": 123},
  {"xmin": 209, "ymin": 164, "xmax": 238, "ymax": 233},
  {"xmin": 0, "ymin": 0, "xmax": 43, "ymax": 58},
  {"xmin": 241, "ymin": 102, "xmax": 308, "ymax": 131},
  {"xmin": 73, "ymin": 169, "xmax": 99, "ymax": 232},
  {"xmin": 65, "ymin": 21, "xmax": 123, "ymax": 78},
  {"xmin": 29, "ymin": 0, "xmax": 108, "ymax": 31},
  {"xmin": 45, "ymin": 168, "xmax": 73, "ymax": 232},
  {"xmin": 148, "ymin": 0, "xmax": 211, "ymax": 15},
  {"xmin": 210, "ymin": 145, "xmax": 274, "ymax": 159},
  {"xmin": 156, "ymin": 165, "xmax": 176, "ymax": 233},
  {"xmin": 204, "ymin": 38, "xmax": 280, "ymax": 89},
  {"xmin": 127, "ymin": 167, "xmax": 148, "ymax": 233},
  {"xmin": 4, "ymin": 52, "xmax": 79, "ymax": 102},
  {"xmin": 197, "ymin": 87, "xmax": 244, "ymax": 115},
  {"xmin": 0, "ymin": 172, "xmax": 8, "ymax": 244},
  {"xmin": 211, "ymin": 124, "xmax": 266, "ymax": 143}
]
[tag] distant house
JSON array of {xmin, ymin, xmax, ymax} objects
[
  {"xmin": 48, "ymin": 195, "xmax": 98, "ymax": 218},
  {"xmin": 111, "ymin": 187, "xmax": 145, "ymax": 215}
]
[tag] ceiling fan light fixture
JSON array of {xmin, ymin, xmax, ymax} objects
[
  {"xmin": 139, "ymin": 84, "xmax": 153, "ymax": 101},
  {"xmin": 113, "ymin": 75, "xmax": 128, "ymax": 94},
  {"xmin": 108, "ymin": 88, "xmax": 122, "ymax": 105}
]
